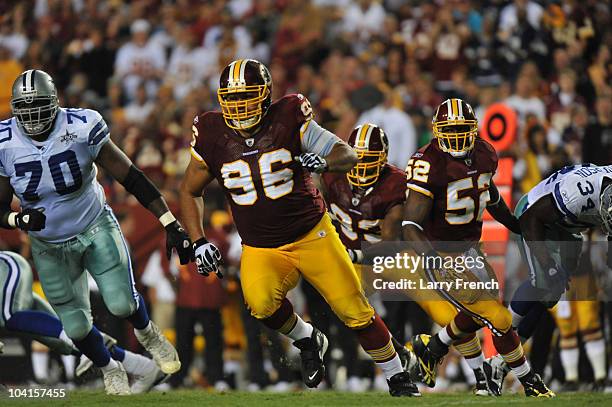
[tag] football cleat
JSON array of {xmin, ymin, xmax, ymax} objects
[
  {"xmin": 487, "ymin": 353, "xmax": 510, "ymax": 393},
  {"xmin": 102, "ymin": 362, "xmax": 130, "ymax": 396},
  {"xmin": 131, "ymin": 364, "xmax": 170, "ymax": 394},
  {"xmin": 387, "ymin": 371, "xmax": 421, "ymax": 397},
  {"xmin": 293, "ymin": 324, "xmax": 328, "ymax": 388},
  {"xmin": 134, "ymin": 322, "xmax": 181, "ymax": 374},
  {"xmin": 561, "ymin": 380, "xmax": 579, "ymax": 393},
  {"xmin": 473, "ymin": 363, "xmax": 501, "ymax": 396},
  {"xmin": 411, "ymin": 334, "xmax": 444, "ymax": 388},
  {"xmin": 521, "ymin": 373, "xmax": 555, "ymax": 398},
  {"xmin": 397, "ymin": 341, "xmax": 421, "ymax": 382}
]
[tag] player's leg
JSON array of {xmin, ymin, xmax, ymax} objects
[
  {"xmin": 84, "ymin": 208, "xmax": 179, "ymax": 375},
  {"xmin": 30, "ymin": 236, "xmax": 129, "ymax": 395},
  {"xmin": 296, "ymin": 214, "xmax": 419, "ymax": 396},
  {"xmin": 553, "ymin": 301, "xmax": 580, "ymax": 390},
  {"xmin": 576, "ymin": 299, "xmax": 607, "ymax": 388}
]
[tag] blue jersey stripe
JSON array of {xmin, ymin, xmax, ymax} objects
[
  {"xmin": 88, "ymin": 121, "xmax": 108, "ymax": 145},
  {"xmin": 0, "ymin": 254, "xmax": 21, "ymax": 323},
  {"xmin": 553, "ymin": 183, "xmax": 578, "ymax": 222}
]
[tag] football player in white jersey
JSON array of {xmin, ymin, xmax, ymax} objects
[
  {"xmin": 491, "ymin": 164, "xmax": 612, "ymax": 390},
  {"xmin": 0, "ymin": 70, "xmax": 192, "ymax": 395}
]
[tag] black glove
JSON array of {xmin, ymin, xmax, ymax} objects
[
  {"xmin": 295, "ymin": 153, "xmax": 328, "ymax": 173},
  {"xmin": 193, "ymin": 237, "xmax": 223, "ymax": 278},
  {"xmin": 15, "ymin": 208, "xmax": 46, "ymax": 231},
  {"xmin": 544, "ymin": 260, "xmax": 570, "ymax": 292},
  {"xmin": 165, "ymin": 220, "xmax": 192, "ymax": 265}
]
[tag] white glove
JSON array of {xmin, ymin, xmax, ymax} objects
[
  {"xmin": 295, "ymin": 153, "xmax": 328, "ymax": 173},
  {"xmin": 193, "ymin": 238, "xmax": 223, "ymax": 278}
]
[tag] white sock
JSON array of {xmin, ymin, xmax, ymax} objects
[
  {"xmin": 438, "ymin": 328, "xmax": 454, "ymax": 346},
  {"xmin": 59, "ymin": 330, "xmax": 75, "ymax": 347},
  {"xmin": 560, "ymin": 347, "xmax": 579, "ymax": 382},
  {"xmin": 511, "ymin": 359, "xmax": 531, "ymax": 379},
  {"xmin": 287, "ymin": 316, "xmax": 314, "ymax": 341},
  {"xmin": 32, "ymin": 351, "xmax": 49, "ymax": 381},
  {"xmin": 585, "ymin": 338, "xmax": 607, "ymax": 381},
  {"xmin": 135, "ymin": 321, "xmax": 153, "ymax": 336},
  {"xmin": 122, "ymin": 350, "xmax": 157, "ymax": 376},
  {"xmin": 61, "ymin": 355, "xmax": 76, "ymax": 381},
  {"xmin": 100, "ymin": 358, "xmax": 119, "ymax": 373},
  {"xmin": 378, "ymin": 354, "xmax": 403, "ymax": 379},
  {"xmin": 465, "ymin": 353, "xmax": 484, "ymax": 370}
]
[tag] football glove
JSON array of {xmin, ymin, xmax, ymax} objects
[
  {"xmin": 193, "ymin": 237, "xmax": 223, "ymax": 278},
  {"xmin": 347, "ymin": 248, "xmax": 364, "ymax": 264},
  {"xmin": 165, "ymin": 220, "xmax": 192, "ymax": 264},
  {"xmin": 15, "ymin": 208, "xmax": 46, "ymax": 231},
  {"xmin": 544, "ymin": 260, "xmax": 570, "ymax": 293},
  {"xmin": 295, "ymin": 153, "xmax": 328, "ymax": 173}
]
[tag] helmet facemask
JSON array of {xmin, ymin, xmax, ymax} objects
[
  {"xmin": 218, "ymin": 84, "xmax": 270, "ymax": 131},
  {"xmin": 347, "ymin": 149, "xmax": 387, "ymax": 188},
  {"xmin": 600, "ymin": 184, "xmax": 612, "ymax": 235},
  {"xmin": 11, "ymin": 95, "xmax": 59, "ymax": 136},
  {"xmin": 433, "ymin": 120, "xmax": 477, "ymax": 158}
]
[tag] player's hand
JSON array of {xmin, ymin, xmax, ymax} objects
[
  {"xmin": 193, "ymin": 237, "xmax": 223, "ymax": 279},
  {"xmin": 165, "ymin": 220, "xmax": 192, "ymax": 264},
  {"xmin": 347, "ymin": 248, "xmax": 364, "ymax": 264},
  {"xmin": 545, "ymin": 261, "xmax": 570, "ymax": 292},
  {"xmin": 15, "ymin": 208, "xmax": 46, "ymax": 231},
  {"xmin": 295, "ymin": 153, "xmax": 328, "ymax": 173}
]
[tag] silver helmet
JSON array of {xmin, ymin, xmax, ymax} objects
[
  {"xmin": 11, "ymin": 69, "xmax": 59, "ymax": 136},
  {"xmin": 600, "ymin": 183, "xmax": 612, "ymax": 235}
]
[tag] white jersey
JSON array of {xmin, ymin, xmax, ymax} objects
[
  {"xmin": 525, "ymin": 164, "xmax": 612, "ymax": 233},
  {"xmin": 0, "ymin": 108, "xmax": 111, "ymax": 242}
]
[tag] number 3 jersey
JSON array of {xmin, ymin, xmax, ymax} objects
[
  {"xmin": 406, "ymin": 138, "xmax": 498, "ymax": 244},
  {"xmin": 191, "ymin": 94, "xmax": 341, "ymax": 248},
  {"xmin": 322, "ymin": 165, "xmax": 407, "ymax": 250},
  {"xmin": 523, "ymin": 164, "xmax": 612, "ymax": 233},
  {"xmin": 0, "ymin": 108, "xmax": 110, "ymax": 242}
]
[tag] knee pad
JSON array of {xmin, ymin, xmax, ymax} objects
[
  {"xmin": 488, "ymin": 306, "xmax": 513, "ymax": 334},
  {"xmin": 106, "ymin": 292, "xmax": 137, "ymax": 318},
  {"xmin": 61, "ymin": 309, "xmax": 93, "ymax": 340}
]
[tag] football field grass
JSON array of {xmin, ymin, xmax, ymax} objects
[{"xmin": 3, "ymin": 390, "xmax": 611, "ymax": 406}]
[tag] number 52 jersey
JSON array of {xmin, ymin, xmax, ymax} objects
[{"xmin": 0, "ymin": 108, "xmax": 110, "ymax": 242}]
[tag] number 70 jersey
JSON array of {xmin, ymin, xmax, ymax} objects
[
  {"xmin": 0, "ymin": 108, "xmax": 110, "ymax": 242},
  {"xmin": 406, "ymin": 138, "xmax": 498, "ymax": 244}
]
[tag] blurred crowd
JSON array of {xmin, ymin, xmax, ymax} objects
[{"xmin": 0, "ymin": 0, "xmax": 610, "ymax": 393}]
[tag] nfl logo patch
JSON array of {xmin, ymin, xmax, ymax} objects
[{"xmin": 245, "ymin": 138, "xmax": 254, "ymax": 147}]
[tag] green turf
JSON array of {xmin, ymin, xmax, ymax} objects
[{"xmin": 2, "ymin": 390, "xmax": 612, "ymax": 407}]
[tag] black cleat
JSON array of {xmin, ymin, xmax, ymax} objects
[
  {"xmin": 387, "ymin": 371, "xmax": 421, "ymax": 397},
  {"xmin": 521, "ymin": 373, "xmax": 555, "ymax": 398},
  {"xmin": 411, "ymin": 334, "xmax": 445, "ymax": 387},
  {"xmin": 474, "ymin": 363, "xmax": 501, "ymax": 396},
  {"xmin": 293, "ymin": 325, "xmax": 328, "ymax": 388},
  {"xmin": 486, "ymin": 354, "xmax": 510, "ymax": 394}
]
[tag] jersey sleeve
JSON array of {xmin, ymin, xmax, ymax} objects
[
  {"xmin": 300, "ymin": 119, "xmax": 341, "ymax": 157},
  {"xmin": 552, "ymin": 176, "xmax": 588, "ymax": 222},
  {"xmin": 86, "ymin": 110, "xmax": 111, "ymax": 159},
  {"xmin": 190, "ymin": 115, "xmax": 205, "ymax": 163},
  {"xmin": 405, "ymin": 147, "xmax": 438, "ymax": 199}
]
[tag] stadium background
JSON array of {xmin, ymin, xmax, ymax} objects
[{"xmin": 0, "ymin": 0, "xmax": 610, "ymax": 394}]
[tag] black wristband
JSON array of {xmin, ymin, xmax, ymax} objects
[{"xmin": 121, "ymin": 165, "xmax": 162, "ymax": 208}]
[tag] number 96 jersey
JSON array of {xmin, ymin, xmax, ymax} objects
[
  {"xmin": 406, "ymin": 138, "xmax": 498, "ymax": 244},
  {"xmin": 0, "ymin": 108, "xmax": 110, "ymax": 242},
  {"xmin": 191, "ymin": 94, "xmax": 326, "ymax": 248}
]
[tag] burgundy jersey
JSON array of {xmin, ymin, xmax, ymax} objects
[
  {"xmin": 191, "ymin": 94, "xmax": 325, "ymax": 248},
  {"xmin": 322, "ymin": 164, "xmax": 407, "ymax": 250},
  {"xmin": 406, "ymin": 138, "xmax": 498, "ymax": 244}
]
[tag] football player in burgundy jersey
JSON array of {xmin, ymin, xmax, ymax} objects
[
  {"xmin": 322, "ymin": 123, "xmax": 497, "ymax": 395},
  {"xmin": 179, "ymin": 59, "xmax": 419, "ymax": 396},
  {"xmin": 402, "ymin": 98, "xmax": 554, "ymax": 397}
]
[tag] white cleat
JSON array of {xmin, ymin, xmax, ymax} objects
[
  {"xmin": 134, "ymin": 322, "xmax": 181, "ymax": 374},
  {"xmin": 103, "ymin": 362, "xmax": 130, "ymax": 396},
  {"xmin": 131, "ymin": 364, "xmax": 170, "ymax": 394}
]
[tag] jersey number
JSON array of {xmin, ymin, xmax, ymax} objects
[
  {"xmin": 221, "ymin": 148, "xmax": 294, "ymax": 206},
  {"xmin": 329, "ymin": 204, "xmax": 380, "ymax": 243},
  {"xmin": 15, "ymin": 150, "xmax": 83, "ymax": 201},
  {"xmin": 406, "ymin": 159, "xmax": 430, "ymax": 183},
  {"xmin": 446, "ymin": 173, "xmax": 492, "ymax": 225}
]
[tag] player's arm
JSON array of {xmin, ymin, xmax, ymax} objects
[
  {"xmin": 519, "ymin": 195, "xmax": 563, "ymax": 268},
  {"xmin": 178, "ymin": 156, "xmax": 222, "ymax": 278},
  {"xmin": 352, "ymin": 204, "xmax": 404, "ymax": 263},
  {"xmin": 296, "ymin": 119, "xmax": 357, "ymax": 174},
  {"xmin": 381, "ymin": 204, "xmax": 404, "ymax": 241},
  {"xmin": 95, "ymin": 140, "xmax": 192, "ymax": 264},
  {"xmin": 402, "ymin": 189, "xmax": 436, "ymax": 256},
  {"xmin": 486, "ymin": 180, "xmax": 521, "ymax": 234},
  {"xmin": 0, "ymin": 176, "xmax": 46, "ymax": 231}
]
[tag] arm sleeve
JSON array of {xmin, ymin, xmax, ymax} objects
[
  {"xmin": 87, "ymin": 112, "xmax": 111, "ymax": 159},
  {"xmin": 300, "ymin": 119, "xmax": 342, "ymax": 157}
]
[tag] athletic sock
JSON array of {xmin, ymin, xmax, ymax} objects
[
  {"xmin": 127, "ymin": 294, "xmax": 150, "ymax": 330},
  {"xmin": 73, "ymin": 326, "xmax": 112, "ymax": 368},
  {"xmin": 286, "ymin": 315, "xmax": 314, "ymax": 341},
  {"xmin": 585, "ymin": 338, "xmax": 607, "ymax": 381},
  {"xmin": 560, "ymin": 347, "xmax": 579, "ymax": 382},
  {"xmin": 113, "ymin": 347, "xmax": 157, "ymax": 377}
]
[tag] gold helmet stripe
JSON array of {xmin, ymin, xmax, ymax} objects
[{"xmin": 451, "ymin": 98, "xmax": 459, "ymax": 119}]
